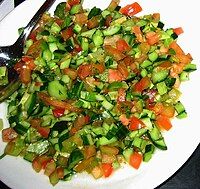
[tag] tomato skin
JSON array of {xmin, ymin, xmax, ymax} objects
[
  {"xmin": 129, "ymin": 152, "xmax": 143, "ymax": 169},
  {"xmin": 77, "ymin": 64, "xmax": 92, "ymax": 80},
  {"xmin": 2, "ymin": 128, "xmax": 18, "ymax": 142},
  {"xmin": 119, "ymin": 114, "xmax": 130, "ymax": 126},
  {"xmin": 134, "ymin": 77, "xmax": 151, "ymax": 92},
  {"xmin": 129, "ymin": 116, "xmax": 144, "ymax": 131},
  {"xmin": 160, "ymin": 105, "xmax": 175, "ymax": 118},
  {"xmin": 104, "ymin": 45, "xmax": 126, "ymax": 61},
  {"xmin": 132, "ymin": 26, "xmax": 143, "ymax": 43},
  {"xmin": 63, "ymin": 68, "xmax": 77, "ymax": 80},
  {"xmin": 61, "ymin": 27, "xmax": 74, "ymax": 41},
  {"xmin": 155, "ymin": 115, "xmax": 172, "ymax": 131},
  {"xmin": 20, "ymin": 67, "xmax": 31, "ymax": 84},
  {"xmin": 37, "ymin": 127, "xmax": 50, "ymax": 138},
  {"xmin": 120, "ymin": 2, "xmax": 142, "ymax": 17},
  {"xmin": 117, "ymin": 62, "xmax": 129, "ymax": 79},
  {"xmin": 68, "ymin": 0, "xmax": 80, "ymax": 6},
  {"xmin": 53, "ymin": 108, "xmax": 65, "ymax": 118},
  {"xmin": 116, "ymin": 39, "xmax": 130, "ymax": 52},
  {"xmin": 84, "ymin": 115, "xmax": 90, "ymax": 124},
  {"xmin": 38, "ymin": 92, "xmax": 81, "ymax": 113},
  {"xmin": 173, "ymin": 27, "xmax": 184, "ymax": 36},
  {"xmin": 101, "ymin": 163, "xmax": 113, "ymax": 177},
  {"xmin": 169, "ymin": 41, "xmax": 184, "ymax": 55},
  {"xmin": 108, "ymin": 69, "xmax": 124, "ymax": 83},
  {"xmin": 146, "ymin": 32, "xmax": 160, "ymax": 45},
  {"xmin": 117, "ymin": 88, "xmax": 126, "ymax": 102}
]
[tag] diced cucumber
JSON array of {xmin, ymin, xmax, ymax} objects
[
  {"xmin": 103, "ymin": 24, "xmax": 121, "ymax": 36},
  {"xmin": 152, "ymin": 70, "xmax": 169, "ymax": 84}
]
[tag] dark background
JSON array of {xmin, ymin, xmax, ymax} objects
[{"xmin": 0, "ymin": 0, "xmax": 200, "ymax": 188}]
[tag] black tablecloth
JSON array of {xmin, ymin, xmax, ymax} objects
[{"xmin": 0, "ymin": 0, "xmax": 200, "ymax": 188}]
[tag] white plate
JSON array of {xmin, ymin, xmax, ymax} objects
[{"xmin": 0, "ymin": 0, "xmax": 200, "ymax": 189}]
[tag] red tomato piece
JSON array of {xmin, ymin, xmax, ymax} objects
[
  {"xmin": 120, "ymin": 2, "xmax": 142, "ymax": 17},
  {"xmin": 2, "ymin": 128, "xmax": 18, "ymax": 142},
  {"xmin": 84, "ymin": 115, "xmax": 90, "ymax": 124},
  {"xmin": 116, "ymin": 39, "xmax": 130, "ymax": 52},
  {"xmin": 77, "ymin": 64, "xmax": 92, "ymax": 80},
  {"xmin": 129, "ymin": 152, "xmax": 143, "ymax": 169},
  {"xmin": 108, "ymin": 69, "xmax": 124, "ymax": 83},
  {"xmin": 173, "ymin": 27, "xmax": 184, "ymax": 36},
  {"xmin": 169, "ymin": 41, "xmax": 184, "ymax": 55},
  {"xmin": 20, "ymin": 67, "xmax": 31, "ymax": 84},
  {"xmin": 56, "ymin": 167, "xmax": 64, "ymax": 179},
  {"xmin": 155, "ymin": 115, "xmax": 172, "ymax": 131},
  {"xmin": 146, "ymin": 32, "xmax": 160, "ymax": 45},
  {"xmin": 117, "ymin": 62, "xmax": 129, "ymax": 79},
  {"xmin": 68, "ymin": 0, "xmax": 80, "ymax": 6},
  {"xmin": 61, "ymin": 27, "xmax": 74, "ymax": 41},
  {"xmin": 119, "ymin": 114, "xmax": 130, "ymax": 126},
  {"xmin": 101, "ymin": 163, "xmax": 113, "ymax": 177},
  {"xmin": 37, "ymin": 127, "xmax": 50, "ymax": 138},
  {"xmin": 117, "ymin": 88, "xmax": 126, "ymax": 102},
  {"xmin": 63, "ymin": 68, "xmax": 77, "ymax": 80},
  {"xmin": 134, "ymin": 77, "xmax": 151, "ymax": 92},
  {"xmin": 129, "ymin": 116, "xmax": 144, "ymax": 131},
  {"xmin": 53, "ymin": 108, "xmax": 65, "ymax": 118},
  {"xmin": 104, "ymin": 45, "xmax": 126, "ymax": 61}
]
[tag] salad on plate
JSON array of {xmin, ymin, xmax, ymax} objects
[{"xmin": 0, "ymin": 0, "xmax": 196, "ymax": 186}]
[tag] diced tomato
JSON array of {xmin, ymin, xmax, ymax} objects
[
  {"xmin": 38, "ymin": 92, "xmax": 81, "ymax": 112},
  {"xmin": 104, "ymin": 45, "xmax": 126, "ymax": 61},
  {"xmin": 20, "ymin": 67, "xmax": 31, "ymax": 84},
  {"xmin": 116, "ymin": 39, "xmax": 130, "ymax": 52},
  {"xmin": 129, "ymin": 116, "xmax": 144, "ymax": 131},
  {"xmin": 108, "ymin": 69, "xmax": 124, "ymax": 83},
  {"xmin": 68, "ymin": 0, "xmax": 80, "ymax": 6},
  {"xmin": 169, "ymin": 41, "xmax": 184, "ymax": 55},
  {"xmin": 92, "ymin": 63, "xmax": 105, "ymax": 74},
  {"xmin": 84, "ymin": 115, "xmax": 90, "ymax": 124},
  {"xmin": 119, "ymin": 114, "xmax": 130, "ymax": 126},
  {"xmin": 132, "ymin": 26, "xmax": 143, "ymax": 43},
  {"xmin": 14, "ymin": 60, "xmax": 24, "ymax": 73},
  {"xmin": 32, "ymin": 157, "xmax": 42, "ymax": 173},
  {"xmin": 176, "ymin": 54, "xmax": 192, "ymax": 65},
  {"xmin": 56, "ymin": 167, "xmax": 64, "ymax": 179},
  {"xmin": 27, "ymin": 39, "xmax": 42, "ymax": 58},
  {"xmin": 55, "ymin": 18, "xmax": 64, "ymax": 26},
  {"xmin": 159, "ymin": 61, "xmax": 172, "ymax": 68},
  {"xmin": 120, "ymin": 2, "xmax": 142, "ymax": 17},
  {"xmin": 146, "ymin": 32, "xmax": 160, "ymax": 45},
  {"xmin": 134, "ymin": 76, "xmax": 151, "ymax": 92},
  {"xmin": 117, "ymin": 88, "xmax": 126, "ymax": 102},
  {"xmin": 61, "ymin": 27, "xmax": 74, "ymax": 41},
  {"xmin": 75, "ymin": 13, "xmax": 88, "ymax": 26},
  {"xmin": 101, "ymin": 163, "xmax": 113, "ymax": 177},
  {"xmin": 117, "ymin": 62, "xmax": 129, "ymax": 79},
  {"xmin": 87, "ymin": 17, "xmax": 99, "ymax": 29},
  {"xmin": 74, "ymin": 44, "xmax": 82, "ymax": 53},
  {"xmin": 77, "ymin": 64, "xmax": 92, "ymax": 80},
  {"xmin": 2, "ymin": 128, "xmax": 18, "ymax": 142},
  {"xmin": 152, "ymin": 13, "xmax": 160, "ymax": 22},
  {"xmin": 121, "ymin": 56, "xmax": 135, "ymax": 66},
  {"xmin": 22, "ymin": 56, "xmax": 36, "ymax": 70},
  {"xmin": 149, "ymin": 102, "xmax": 164, "ymax": 115},
  {"xmin": 129, "ymin": 152, "xmax": 143, "ymax": 169},
  {"xmin": 29, "ymin": 30, "xmax": 37, "ymax": 41},
  {"xmin": 63, "ymin": 68, "xmax": 77, "ymax": 80},
  {"xmin": 173, "ymin": 27, "xmax": 184, "ymax": 36},
  {"xmin": 105, "ymin": 15, "xmax": 113, "ymax": 27},
  {"xmin": 37, "ymin": 127, "xmax": 50, "ymax": 138},
  {"xmin": 160, "ymin": 105, "xmax": 175, "ymax": 118},
  {"xmin": 155, "ymin": 115, "xmax": 172, "ymax": 131},
  {"xmin": 53, "ymin": 108, "xmax": 65, "ymax": 118}
]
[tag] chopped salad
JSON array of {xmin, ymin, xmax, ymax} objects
[{"xmin": 0, "ymin": 0, "xmax": 196, "ymax": 186}]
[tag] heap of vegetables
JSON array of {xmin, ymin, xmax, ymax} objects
[{"xmin": 0, "ymin": 0, "xmax": 196, "ymax": 186}]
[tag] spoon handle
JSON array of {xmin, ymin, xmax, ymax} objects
[{"xmin": 20, "ymin": 0, "xmax": 56, "ymax": 42}]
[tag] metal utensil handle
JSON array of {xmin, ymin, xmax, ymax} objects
[{"xmin": 21, "ymin": 0, "xmax": 56, "ymax": 41}]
